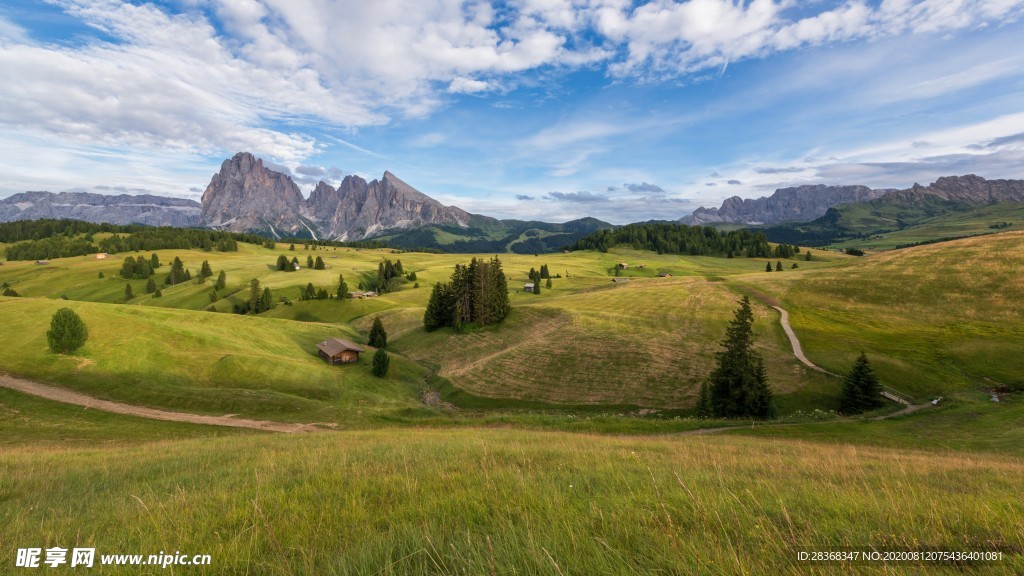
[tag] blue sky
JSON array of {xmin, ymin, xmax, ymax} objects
[{"xmin": 1, "ymin": 0, "xmax": 1023, "ymax": 223}]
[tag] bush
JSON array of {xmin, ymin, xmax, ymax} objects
[{"xmin": 47, "ymin": 308, "xmax": 88, "ymax": 354}]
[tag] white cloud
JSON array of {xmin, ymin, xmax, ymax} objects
[{"xmin": 448, "ymin": 77, "xmax": 492, "ymax": 93}]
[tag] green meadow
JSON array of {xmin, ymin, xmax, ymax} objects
[{"xmin": 2, "ymin": 230, "xmax": 1023, "ymax": 573}]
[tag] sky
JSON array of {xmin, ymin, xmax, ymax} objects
[{"xmin": 1, "ymin": 0, "xmax": 1023, "ymax": 224}]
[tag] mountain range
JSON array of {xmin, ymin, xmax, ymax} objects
[{"xmin": 2, "ymin": 151, "xmax": 1021, "ymax": 252}]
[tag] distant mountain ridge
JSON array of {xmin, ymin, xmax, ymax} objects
[
  {"xmin": 757, "ymin": 175, "xmax": 1024, "ymax": 246},
  {"xmin": 681, "ymin": 184, "xmax": 892, "ymax": 225},
  {"xmin": 683, "ymin": 175, "xmax": 1024, "ymax": 227},
  {"xmin": 0, "ymin": 191, "xmax": 200, "ymax": 227}
]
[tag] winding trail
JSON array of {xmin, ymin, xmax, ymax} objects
[
  {"xmin": 0, "ymin": 374, "xmax": 326, "ymax": 434},
  {"xmin": 770, "ymin": 305, "xmax": 840, "ymax": 377}
]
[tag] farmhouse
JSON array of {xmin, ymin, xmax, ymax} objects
[
  {"xmin": 95, "ymin": 253, "xmax": 109, "ymax": 259},
  {"xmin": 617, "ymin": 262, "xmax": 629, "ymax": 269},
  {"xmin": 316, "ymin": 338, "xmax": 365, "ymax": 365},
  {"xmin": 523, "ymin": 282, "xmax": 535, "ymax": 292}
]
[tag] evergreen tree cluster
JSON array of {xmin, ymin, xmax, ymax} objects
[
  {"xmin": 707, "ymin": 297, "xmax": 776, "ymax": 419},
  {"xmin": 164, "ymin": 257, "xmax": 190, "ymax": 286},
  {"xmin": 569, "ymin": 223, "xmax": 775, "ymax": 257},
  {"xmin": 375, "ymin": 258, "xmax": 404, "ymax": 293},
  {"xmin": 276, "ymin": 254, "xmax": 296, "ymax": 271},
  {"xmin": 234, "ymin": 279, "xmax": 274, "ymax": 314},
  {"xmin": 314, "ymin": 256, "xmax": 326, "ymax": 270},
  {"xmin": 423, "ymin": 257, "xmax": 510, "ymax": 331},
  {"xmin": 119, "ymin": 254, "xmax": 161, "ymax": 279},
  {"xmin": 839, "ymin": 353, "xmax": 884, "ymax": 414},
  {"xmin": 298, "ymin": 283, "xmax": 331, "ymax": 301}
]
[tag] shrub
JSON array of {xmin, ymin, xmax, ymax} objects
[{"xmin": 47, "ymin": 308, "xmax": 88, "ymax": 354}]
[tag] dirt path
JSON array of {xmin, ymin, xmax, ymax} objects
[
  {"xmin": 669, "ymin": 401, "xmax": 933, "ymax": 437},
  {"xmin": 771, "ymin": 305, "xmax": 840, "ymax": 376},
  {"xmin": 0, "ymin": 374, "xmax": 326, "ymax": 434}
]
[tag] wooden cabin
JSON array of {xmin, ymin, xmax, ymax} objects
[
  {"xmin": 316, "ymin": 338, "xmax": 365, "ymax": 365},
  {"xmin": 95, "ymin": 253, "xmax": 109, "ymax": 259},
  {"xmin": 523, "ymin": 282, "xmax": 535, "ymax": 292},
  {"xmin": 612, "ymin": 277, "xmax": 629, "ymax": 283}
]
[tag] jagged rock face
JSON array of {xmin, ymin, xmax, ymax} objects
[
  {"xmin": 884, "ymin": 175, "xmax": 1024, "ymax": 204},
  {"xmin": 309, "ymin": 172, "xmax": 472, "ymax": 240},
  {"xmin": 199, "ymin": 152, "xmax": 309, "ymax": 237},
  {"xmin": 683, "ymin": 185, "xmax": 888, "ymax": 225},
  {"xmin": 0, "ymin": 191, "xmax": 200, "ymax": 227},
  {"xmin": 199, "ymin": 153, "xmax": 472, "ymax": 240}
]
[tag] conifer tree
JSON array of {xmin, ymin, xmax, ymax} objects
[
  {"xmin": 209, "ymin": 289, "xmax": 218, "ymax": 302},
  {"xmin": 145, "ymin": 278, "xmax": 156, "ymax": 294},
  {"xmin": 314, "ymin": 256, "xmax": 325, "ymax": 270},
  {"xmin": 708, "ymin": 297, "xmax": 775, "ymax": 419},
  {"xmin": 546, "ymin": 277, "xmax": 552, "ymax": 289},
  {"xmin": 276, "ymin": 255, "xmax": 290, "ymax": 271},
  {"xmin": 200, "ymin": 260, "xmax": 213, "ymax": 279},
  {"xmin": 840, "ymin": 353, "xmax": 884, "ymax": 414},
  {"xmin": 150, "ymin": 253, "xmax": 160, "ymax": 268},
  {"xmin": 248, "ymin": 279, "xmax": 261, "ymax": 311},
  {"xmin": 336, "ymin": 274, "xmax": 348, "ymax": 299},
  {"xmin": 215, "ymin": 270, "xmax": 227, "ymax": 290},
  {"xmin": 765, "ymin": 262, "xmax": 772, "ymax": 272},
  {"xmin": 775, "ymin": 261, "xmax": 783, "ymax": 271},
  {"xmin": 289, "ymin": 243, "xmax": 295, "ymax": 251},
  {"xmin": 260, "ymin": 287, "xmax": 274, "ymax": 312},
  {"xmin": 306, "ymin": 255, "xmax": 314, "ymax": 268},
  {"xmin": 47, "ymin": 308, "xmax": 88, "ymax": 354},
  {"xmin": 372, "ymin": 348, "xmax": 390, "ymax": 377},
  {"xmin": 124, "ymin": 283, "xmax": 133, "ymax": 300},
  {"xmin": 368, "ymin": 316, "xmax": 387, "ymax": 348},
  {"xmin": 98, "ymin": 271, "xmax": 105, "ymax": 279},
  {"xmin": 153, "ymin": 289, "xmax": 162, "ymax": 298},
  {"xmin": 805, "ymin": 251, "xmax": 813, "ymax": 261},
  {"xmin": 533, "ymin": 282, "xmax": 541, "ymax": 294}
]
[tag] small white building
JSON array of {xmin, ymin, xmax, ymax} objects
[
  {"xmin": 95, "ymin": 253, "xmax": 109, "ymax": 259},
  {"xmin": 523, "ymin": 282, "xmax": 535, "ymax": 292}
]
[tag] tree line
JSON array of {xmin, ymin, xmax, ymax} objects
[
  {"xmin": 567, "ymin": 223, "xmax": 784, "ymax": 257},
  {"xmin": 2, "ymin": 219, "xmax": 272, "ymax": 261}
]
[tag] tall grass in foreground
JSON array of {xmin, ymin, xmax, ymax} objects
[{"xmin": 2, "ymin": 429, "xmax": 1021, "ymax": 575}]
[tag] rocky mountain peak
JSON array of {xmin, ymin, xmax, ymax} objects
[{"xmin": 197, "ymin": 152, "xmax": 474, "ymax": 240}]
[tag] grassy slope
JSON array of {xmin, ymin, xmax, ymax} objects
[
  {"xmin": 754, "ymin": 231, "xmax": 1024, "ymax": 398},
  {"xmin": 830, "ymin": 202, "xmax": 1024, "ymax": 250},
  {"xmin": 2, "ymin": 429, "xmax": 1021, "ymax": 575},
  {"xmin": 0, "ymin": 297, "xmax": 427, "ymax": 424},
  {"xmin": 2, "ymin": 235, "xmax": 1018, "ymax": 417}
]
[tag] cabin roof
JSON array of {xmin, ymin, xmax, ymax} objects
[{"xmin": 316, "ymin": 338, "xmax": 365, "ymax": 356}]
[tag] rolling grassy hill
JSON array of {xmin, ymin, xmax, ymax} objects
[
  {"xmin": 3, "ymin": 228, "xmax": 1024, "ymax": 574},
  {"xmin": 3, "ymin": 231, "xmax": 1019, "ymax": 419}
]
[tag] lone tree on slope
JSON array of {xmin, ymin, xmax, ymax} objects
[
  {"xmin": 368, "ymin": 316, "xmax": 387, "ymax": 348},
  {"xmin": 708, "ymin": 296, "xmax": 776, "ymax": 419},
  {"xmin": 372, "ymin": 348, "xmax": 390, "ymax": 377},
  {"xmin": 47, "ymin": 308, "xmax": 88, "ymax": 354},
  {"xmin": 840, "ymin": 352, "xmax": 884, "ymax": 414}
]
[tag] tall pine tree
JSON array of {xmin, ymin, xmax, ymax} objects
[{"xmin": 708, "ymin": 297, "xmax": 776, "ymax": 419}]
